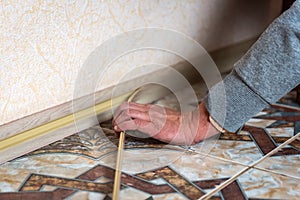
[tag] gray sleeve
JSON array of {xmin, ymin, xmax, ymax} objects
[{"xmin": 205, "ymin": 0, "xmax": 300, "ymax": 132}]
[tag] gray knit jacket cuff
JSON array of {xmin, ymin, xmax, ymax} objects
[{"xmin": 204, "ymin": 70, "xmax": 270, "ymax": 132}]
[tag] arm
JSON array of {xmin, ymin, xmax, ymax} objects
[
  {"xmin": 205, "ymin": 0, "xmax": 300, "ymax": 132},
  {"xmin": 113, "ymin": 1, "xmax": 300, "ymax": 144}
]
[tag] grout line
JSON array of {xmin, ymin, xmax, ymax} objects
[
  {"xmin": 252, "ymin": 165, "xmax": 300, "ymax": 181},
  {"xmin": 199, "ymin": 132, "xmax": 300, "ymax": 200},
  {"xmin": 188, "ymin": 149, "xmax": 250, "ymax": 168}
]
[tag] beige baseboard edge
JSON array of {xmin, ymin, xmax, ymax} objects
[{"xmin": 0, "ymin": 92, "xmax": 132, "ymax": 165}]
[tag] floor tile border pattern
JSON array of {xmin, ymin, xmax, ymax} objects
[
  {"xmin": 0, "ymin": 165, "xmax": 247, "ymax": 200},
  {"xmin": 200, "ymin": 131, "xmax": 300, "ymax": 199}
]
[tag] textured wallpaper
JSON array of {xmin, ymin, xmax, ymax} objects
[{"xmin": 0, "ymin": 0, "xmax": 281, "ymax": 125}]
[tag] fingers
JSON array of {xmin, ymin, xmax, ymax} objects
[
  {"xmin": 113, "ymin": 102, "xmax": 151, "ymax": 123},
  {"xmin": 113, "ymin": 109, "xmax": 150, "ymax": 129},
  {"xmin": 113, "ymin": 102, "xmax": 169, "ymax": 139},
  {"xmin": 124, "ymin": 108, "xmax": 151, "ymax": 121},
  {"xmin": 113, "ymin": 104, "xmax": 151, "ymax": 125},
  {"xmin": 113, "ymin": 102, "xmax": 166, "ymax": 125},
  {"xmin": 113, "ymin": 102, "xmax": 152, "ymax": 132},
  {"xmin": 113, "ymin": 118, "xmax": 152, "ymax": 133},
  {"xmin": 113, "ymin": 119, "xmax": 137, "ymax": 132},
  {"xmin": 115, "ymin": 102, "xmax": 151, "ymax": 116}
]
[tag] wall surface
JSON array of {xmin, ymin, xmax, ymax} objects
[{"xmin": 0, "ymin": 0, "xmax": 282, "ymax": 126}]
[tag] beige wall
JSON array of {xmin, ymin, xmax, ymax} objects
[{"xmin": 0, "ymin": 0, "xmax": 282, "ymax": 126}]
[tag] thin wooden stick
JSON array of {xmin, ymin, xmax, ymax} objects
[
  {"xmin": 111, "ymin": 88, "xmax": 143, "ymax": 199},
  {"xmin": 112, "ymin": 131, "xmax": 125, "ymax": 200}
]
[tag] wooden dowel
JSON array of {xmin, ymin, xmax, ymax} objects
[{"xmin": 112, "ymin": 131, "xmax": 125, "ymax": 200}]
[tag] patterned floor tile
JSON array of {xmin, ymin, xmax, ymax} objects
[
  {"xmin": 254, "ymin": 134, "xmax": 300, "ymax": 179},
  {"xmin": 65, "ymin": 191, "xmax": 106, "ymax": 200},
  {"xmin": 0, "ymin": 89, "xmax": 299, "ymax": 199},
  {"xmin": 194, "ymin": 102, "xmax": 300, "ymax": 166},
  {"xmin": 237, "ymin": 168, "xmax": 300, "ymax": 200},
  {"xmin": 0, "ymin": 149, "xmax": 248, "ymax": 200},
  {"xmin": 200, "ymin": 135, "xmax": 263, "ymax": 165}
]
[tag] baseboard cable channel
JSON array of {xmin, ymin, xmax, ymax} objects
[{"xmin": 0, "ymin": 92, "xmax": 132, "ymax": 162}]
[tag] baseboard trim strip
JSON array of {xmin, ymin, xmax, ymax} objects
[{"xmin": 0, "ymin": 92, "xmax": 131, "ymax": 154}]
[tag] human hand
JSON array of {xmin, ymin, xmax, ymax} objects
[{"xmin": 113, "ymin": 102, "xmax": 219, "ymax": 145}]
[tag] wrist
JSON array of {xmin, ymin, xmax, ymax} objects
[
  {"xmin": 193, "ymin": 103, "xmax": 220, "ymax": 143},
  {"xmin": 208, "ymin": 115, "xmax": 226, "ymax": 133}
]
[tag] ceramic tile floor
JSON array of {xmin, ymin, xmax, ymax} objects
[{"xmin": 0, "ymin": 90, "xmax": 299, "ymax": 200}]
